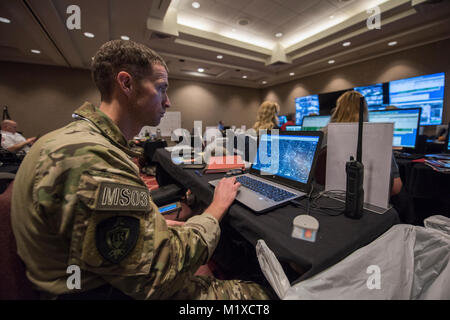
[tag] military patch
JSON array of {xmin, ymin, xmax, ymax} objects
[
  {"xmin": 95, "ymin": 216, "xmax": 140, "ymax": 264},
  {"xmin": 95, "ymin": 182, "xmax": 151, "ymax": 212}
]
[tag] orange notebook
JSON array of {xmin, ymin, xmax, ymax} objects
[{"xmin": 203, "ymin": 155, "xmax": 245, "ymax": 174}]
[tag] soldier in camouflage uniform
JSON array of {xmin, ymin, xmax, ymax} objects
[{"xmin": 11, "ymin": 40, "xmax": 272, "ymax": 299}]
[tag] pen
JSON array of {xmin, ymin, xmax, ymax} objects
[{"xmin": 195, "ymin": 170, "xmax": 203, "ymax": 177}]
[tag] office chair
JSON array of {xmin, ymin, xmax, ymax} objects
[{"xmin": 0, "ymin": 180, "xmax": 39, "ymax": 299}]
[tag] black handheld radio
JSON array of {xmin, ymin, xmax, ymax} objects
[{"xmin": 343, "ymin": 97, "xmax": 365, "ymax": 219}]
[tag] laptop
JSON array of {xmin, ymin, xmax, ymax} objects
[
  {"xmin": 209, "ymin": 131, "xmax": 323, "ymax": 213},
  {"xmin": 284, "ymin": 125, "xmax": 303, "ymax": 131},
  {"xmin": 301, "ymin": 115, "xmax": 331, "ymax": 131}
]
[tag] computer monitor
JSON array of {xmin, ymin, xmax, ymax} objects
[
  {"xmin": 295, "ymin": 94, "xmax": 320, "ymax": 125},
  {"xmin": 302, "ymin": 115, "xmax": 331, "ymax": 131},
  {"xmin": 251, "ymin": 132, "xmax": 322, "ymax": 186},
  {"xmin": 284, "ymin": 125, "xmax": 303, "ymax": 131},
  {"xmin": 278, "ymin": 115, "xmax": 287, "ymax": 126},
  {"xmin": 368, "ymin": 108, "xmax": 422, "ymax": 148},
  {"xmin": 317, "ymin": 89, "xmax": 349, "ymax": 115},
  {"xmin": 354, "ymin": 83, "xmax": 386, "ymax": 111},
  {"xmin": 389, "ymin": 72, "xmax": 445, "ymax": 125}
]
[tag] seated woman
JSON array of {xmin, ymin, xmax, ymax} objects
[
  {"xmin": 252, "ymin": 101, "xmax": 281, "ymax": 134},
  {"xmin": 321, "ymin": 90, "xmax": 403, "ymax": 196}
]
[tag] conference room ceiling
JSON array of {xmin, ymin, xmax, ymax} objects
[{"xmin": 1, "ymin": 0, "xmax": 450, "ymax": 88}]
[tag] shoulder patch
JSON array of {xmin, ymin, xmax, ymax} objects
[
  {"xmin": 95, "ymin": 216, "xmax": 140, "ymax": 264},
  {"xmin": 96, "ymin": 182, "xmax": 151, "ymax": 212}
]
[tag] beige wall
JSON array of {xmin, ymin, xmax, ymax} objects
[
  {"xmin": 0, "ymin": 61, "xmax": 261, "ymax": 137},
  {"xmin": 168, "ymin": 79, "xmax": 261, "ymax": 131},
  {"xmin": 1, "ymin": 38, "xmax": 449, "ymax": 138},
  {"xmin": 263, "ymin": 38, "xmax": 450, "ymax": 134},
  {"xmin": 0, "ymin": 62, "xmax": 100, "ymax": 137}
]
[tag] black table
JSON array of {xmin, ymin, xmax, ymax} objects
[
  {"xmin": 394, "ymin": 158, "xmax": 450, "ymax": 225},
  {"xmin": 153, "ymin": 149, "xmax": 400, "ymax": 284}
]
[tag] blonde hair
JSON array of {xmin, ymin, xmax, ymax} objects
[
  {"xmin": 322, "ymin": 91, "xmax": 368, "ymax": 135},
  {"xmin": 330, "ymin": 91, "xmax": 368, "ymax": 123},
  {"xmin": 252, "ymin": 101, "xmax": 280, "ymax": 132}
]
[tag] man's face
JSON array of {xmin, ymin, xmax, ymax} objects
[
  {"xmin": 3, "ymin": 122, "xmax": 17, "ymax": 133},
  {"xmin": 133, "ymin": 64, "xmax": 170, "ymax": 127}
]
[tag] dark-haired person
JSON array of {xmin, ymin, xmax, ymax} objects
[
  {"xmin": 11, "ymin": 40, "xmax": 272, "ymax": 300},
  {"xmin": 280, "ymin": 113, "xmax": 295, "ymax": 131}
]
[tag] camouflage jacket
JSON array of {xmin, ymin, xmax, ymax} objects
[{"xmin": 11, "ymin": 102, "xmax": 220, "ymax": 299}]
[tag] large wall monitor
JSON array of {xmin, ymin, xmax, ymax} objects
[
  {"xmin": 389, "ymin": 72, "xmax": 445, "ymax": 125},
  {"xmin": 354, "ymin": 83, "xmax": 386, "ymax": 111},
  {"xmin": 295, "ymin": 94, "xmax": 320, "ymax": 125}
]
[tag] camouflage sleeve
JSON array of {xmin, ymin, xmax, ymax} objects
[
  {"xmin": 78, "ymin": 169, "xmax": 222, "ymax": 299},
  {"xmin": 34, "ymin": 141, "xmax": 219, "ymax": 299}
]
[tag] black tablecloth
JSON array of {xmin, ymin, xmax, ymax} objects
[
  {"xmin": 154, "ymin": 149, "xmax": 400, "ymax": 283},
  {"xmin": 394, "ymin": 158, "xmax": 450, "ymax": 225},
  {"xmin": 396, "ymin": 158, "xmax": 450, "ymax": 198}
]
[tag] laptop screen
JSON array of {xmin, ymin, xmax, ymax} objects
[
  {"xmin": 302, "ymin": 115, "xmax": 331, "ymax": 131},
  {"xmin": 251, "ymin": 133, "xmax": 321, "ymax": 184},
  {"xmin": 284, "ymin": 125, "xmax": 303, "ymax": 131},
  {"xmin": 368, "ymin": 108, "xmax": 421, "ymax": 148}
]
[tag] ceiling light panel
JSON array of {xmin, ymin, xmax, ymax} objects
[{"xmin": 238, "ymin": 0, "xmax": 278, "ymax": 20}]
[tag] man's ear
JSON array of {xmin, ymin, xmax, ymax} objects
[{"xmin": 116, "ymin": 71, "xmax": 133, "ymax": 97}]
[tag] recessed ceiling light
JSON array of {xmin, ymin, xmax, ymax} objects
[
  {"xmin": 342, "ymin": 41, "xmax": 351, "ymax": 47},
  {"xmin": 289, "ymin": 72, "xmax": 295, "ymax": 76},
  {"xmin": 242, "ymin": 75, "xmax": 247, "ymax": 79},
  {"xmin": 121, "ymin": 35, "xmax": 130, "ymax": 40},
  {"xmin": 216, "ymin": 55, "xmax": 223, "ymax": 59},
  {"xmin": 328, "ymin": 59, "xmax": 335, "ymax": 64},
  {"xmin": 0, "ymin": 17, "xmax": 11, "ymax": 24},
  {"xmin": 262, "ymin": 81, "xmax": 267, "ymax": 84},
  {"xmin": 30, "ymin": 49, "xmax": 41, "ymax": 54},
  {"xmin": 275, "ymin": 32, "xmax": 283, "ymax": 38},
  {"xmin": 83, "ymin": 32, "xmax": 95, "ymax": 38},
  {"xmin": 197, "ymin": 68, "xmax": 204, "ymax": 73},
  {"xmin": 192, "ymin": 2, "xmax": 200, "ymax": 9},
  {"xmin": 329, "ymin": 15, "xmax": 334, "ymax": 19},
  {"xmin": 388, "ymin": 41, "xmax": 398, "ymax": 46}
]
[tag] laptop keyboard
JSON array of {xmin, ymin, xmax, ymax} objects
[{"xmin": 235, "ymin": 176, "xmax": 296, "ymax": 202}]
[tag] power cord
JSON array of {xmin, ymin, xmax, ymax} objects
[{"xmin": 291, "ymin": 188, "xmax": 346, "ymax": 217}]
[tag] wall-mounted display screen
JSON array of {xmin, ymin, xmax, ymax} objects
[
  {"xmin": 389, "ymin": 72, "xmax": 445, "ymax": 125},
  {"xmin": 295, "ymin": 94, "xmax": 320, "ymax": 125},
  {"xmin": 354, "ymin": 83, "xmax": 385, "ymax": 111},
  {"xmin": 293, "ymin": 72, "xmax": 445, "ymax": 127}
]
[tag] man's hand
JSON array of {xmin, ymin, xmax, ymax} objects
[
  {"xmin": 204, "ymin": 177, "xmax": 241, "ymax": 222},
  {"xmin": 7, "ymin": 137, "xmax": 37, "ymax": 153},
  {"xmin": 26, "ymin": 137, "xmax": 37, "ymax": 145}
]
